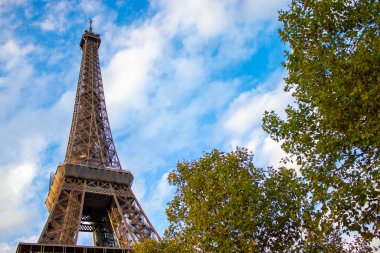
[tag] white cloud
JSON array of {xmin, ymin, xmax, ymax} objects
[
  {"xmin": 0, "ymin": 163, "xmax": 37, "ymax": 209},
  {"xmin": 242, "ymin": 0, "xmax": 287, "ymax": 23},
  {"xmin": 139, "ymin": 172, "xmax": 174, "ymax": 235},
  {"xmin": 0, "ymin": 0, "xmax": 25, "ymax": 16},
  {"xmin": 103, "ymin": 25, "xmax": 164, "ymax": 126},
  {"xmin": 0, "ymin": 243, "xmax": 12, "ymax": 253},
  {"xmin": 220, "ymin": 71, "xmax": 292, "ymax": 168},
  {"xmin": 0, "ymin": 40, "xmax": 34, "ymax": 69},
  {"xmin": 0, "ymin": 35, "xmax": 75, "ymax": 242},
  {"xmin": 102, "ymin": 0, "xmax": 288, "ymax": 145},
  {"xmin": 79, "ymin": 0, "xmax": 105, "ymax": 14},
  {"xmin": 144, "ymin": 172, "xmax": 173, "ymax": 212},
  {"xmin": 0, "ymin": 162, "xmax": 41, "ymax": 240},
  {"xmin": 157, "ymin": 0, "xmax": 230, "ymax": 38},
  {"xmin": 261, "ymin": 136, "xmax": 287, "ymax": 168},
  {"xmin": 0, "ymin": 234, "xmax": 39, "ymax": 253},
  {"xmin": 0, "ymin": 0, "xmax": 25, "ymax": 6},
  {"xmin": 36, "ymin": 1, "xmax": 80, "ymax": 32}
]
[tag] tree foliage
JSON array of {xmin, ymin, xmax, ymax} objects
[
  {"xmin": 133, "ymin": 238, "xmax": 183, "ymax": 253},
  {"xmin": 164, "ymin": 148, "xmax": 355, "ymax": 252},
  {"xmin": 262, "ymin": 0, "xmax": 379, "ymax": 244},
  {"xmin": 166, "ymin": 148, "xmax": 262, "ymax": 252},
  {"xmin": 136, "ymin": 148, "xmax": 374, "ymax": 252}
]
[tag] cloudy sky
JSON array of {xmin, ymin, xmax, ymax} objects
[{"xmin": 0, "ymin": 0, "xmax": 292, "ymax": 251}]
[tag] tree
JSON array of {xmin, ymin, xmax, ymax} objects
[
  {"xmin": 165, "ymin": 148, "xmax": 334, "ymax": 252},
  {"xmin": 262, "ymin": 0, "xmax": 379, "ymax": 244},
  {"xmin": 166, "ymin": 148, "xmax": 261, "ymax": 252},
  {"xmin": 133, "ymin": 238, "xmax": 183, "ymax": 253},
  {"xmin": 135, "ymin": 148, "xmax": 372, "ymax": 252}
]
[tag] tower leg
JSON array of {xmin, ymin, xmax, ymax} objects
[
  {"xmin": 111, "ymin": 184, "xmax": 161, "ymax": 241},
  {"xmin": 107, "ymin": 204, "xmax": 132, "ymax": 247},
  {"xmin": 93, "ymin": 213, "xmax": 116, "ymax": 247},
  {"xmin": 38, "ymin": 177, "xmax": 85, "ymax": 245}
]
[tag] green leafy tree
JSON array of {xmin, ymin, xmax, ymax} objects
[
  {"xmin": 135, "ymin": 148, "xmax": 372, "ymax": 252},
  {"xmin": 166, "ymin": 149, "xmax": 262, "ymax": 252},
  {"xmin": 133, "ymin": 238, "xmax": 183, "ymax": 253},
  {"xmin": 166, "ymin": 148, "xmax": 318, "ymax": 252},
  {"xmin": 262, "ymin": 0, "xmax": 379, "ymax": 244}
]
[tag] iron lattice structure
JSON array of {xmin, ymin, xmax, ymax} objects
[
  {"xmin": 29, "ymin": 23, "xmax": 160, "ymax": 251},
  {"xmin": 65, "ymin": 25, "xmax": 120, "ymax": 169}
]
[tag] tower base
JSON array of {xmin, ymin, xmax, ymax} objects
[{"xmin": 16, "ymin": 242, "xmax": 131, "ymax": 253}]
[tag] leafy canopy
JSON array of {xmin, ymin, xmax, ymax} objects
[
  {"xmin": 262, "ymin": 0, "xmax": 379, "ymax": 242},
  {"xmin": 136, "ymin": 148, "xmax": 372, "ymax": 252},
  {"xmin": 165, "ymin": 148, "xmax": 348, "ymax": 252}
]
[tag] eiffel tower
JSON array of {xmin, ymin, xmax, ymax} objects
[{"xmin": 16, "ymin": 22, "xmax": 160, "ymax": 253}]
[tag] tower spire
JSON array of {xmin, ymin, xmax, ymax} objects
[{"xmin": 89, "ymin": 19, "xmax": 93, "ymax": 32}]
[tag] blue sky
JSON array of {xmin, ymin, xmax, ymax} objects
[{"xmin": 0, "ymin": 0, "xmax": 292, "ymax": 251}]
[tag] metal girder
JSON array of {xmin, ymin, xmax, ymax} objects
[
  {"xmin": 38, "ymin": 176, "xmax": 160, "ymax": 248},
  {"xmin": 65, "ymin": 26, "xmax": 121, "ymax": 169},
  {"xmin": 16, "ymin": 242, "xmax": 132, "ymax": 253},
  {"xmin": 38, "ymin": 177, "xmax": 85, "ymax": 245},
  {"xmin": 79, "ymin": 223, "xmax": 94, "ymax": 232}
]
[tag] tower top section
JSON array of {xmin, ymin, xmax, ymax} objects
[
  {"xmin": 80, "ymin": 20, "xmax": 101, "ymax": 49},
  {"xmin": 65, "ymin": 24, "xmax": 122, "ymax": 170}
]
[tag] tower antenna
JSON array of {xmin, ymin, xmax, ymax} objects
[{"xmin": 89, "ymin": 19, "xmax": 93, "ymax": 32}]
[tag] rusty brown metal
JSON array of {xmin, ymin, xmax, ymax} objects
[
  {"xmin": 65, "ymin": 25, "xmax": 121, "ymax": 169},
  {"xmin": 35, "ymin": 23, "xmax": 160, "ymax": 250}
]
